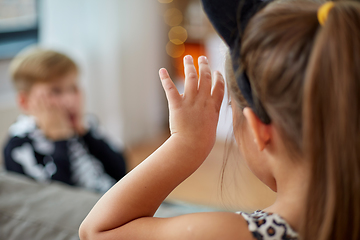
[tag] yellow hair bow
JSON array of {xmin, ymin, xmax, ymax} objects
[{"xmin": 318, "ymin": 2, "xmax": 335, "ymax": 26}]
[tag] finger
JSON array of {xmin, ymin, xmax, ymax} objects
[
  {"xmin": 212, "ymin": 71, "xmax": 225, "ymax": 112},
  {"xmin": 45, "ymin": 92, "xmax": 54, "ymax": 108},
  {"xmin": 159, "ymin": 68, "xmax": 181, "ymax": 108},
  {"xmin": 43, "ymin": 92, "xmax": 55, "ymax": 109},
  {"xmin": 51, "ymin": 99, "xmax": 62, "ymax": 110},
  {"xmin": 46, "ymin": 93, "xmax": 62, "ymax": 111},
  {"xmin": 183, "ymin": 55, "xmax": 198, "ymax": 99},
  {"xmin": 36, "ymin": 92, "xmax": 48, "ymax": 110},
  {"xmin": 28, "ymin": 96, "xmax": 38, "ymax": 112},
  {"xmin": 198, "ymin": 56, "xmax": 212, "ymax": 97}
]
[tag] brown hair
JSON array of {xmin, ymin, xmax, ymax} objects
[
  {"xmin": 10, "ymin": 48, "xmax": 78, "ymax": 92},
  {"xmin": 227, "ymin": 0, "xmax": 360, "ymax": 239}
]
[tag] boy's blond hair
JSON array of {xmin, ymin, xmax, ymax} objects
[{"xmin": 10, "ymin": 48, "xmax": 78, "ymax": 92}]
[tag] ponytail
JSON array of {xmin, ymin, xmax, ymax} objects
[{"xmin": 302, "ymin": 2, "xmax": 360, "ymax": 239}]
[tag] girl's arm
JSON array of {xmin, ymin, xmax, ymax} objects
[{"xmin": 79, "ymin": 56, "xmax": 252, "ymax": 240}]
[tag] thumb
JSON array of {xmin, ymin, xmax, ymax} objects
[{"xmin": 211, "ymin": 71, "xmax": 225, "ymax": 112}]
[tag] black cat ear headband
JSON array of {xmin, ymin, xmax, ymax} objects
[
  {"xmin": 201, "ymin": 0, "xmax": 272, "ymax": 124},
  {"xmin": 201, "ymin": 0, "xmax": 335, "ymax": 124}
]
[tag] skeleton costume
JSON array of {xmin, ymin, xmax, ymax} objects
[{"xmin": 3, "ymin": 114, "xmax": 126, "ymax": 193}]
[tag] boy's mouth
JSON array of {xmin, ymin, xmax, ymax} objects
[{"xmin": 68, "ymin": 113, "xmax": 77, "ymax": 125}]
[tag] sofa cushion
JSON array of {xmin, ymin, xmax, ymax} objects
[{"xmin": 0, "ymin": 171, "xmax": 101, "ymax": 240}]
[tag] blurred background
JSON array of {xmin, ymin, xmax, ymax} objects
[
  {"xmin": 0, "ymin": 0, "xmax": 276, "ymax": 211},
  {"xmin": 0, "ymin": 0, "xmax": 232, "ymax": 146}
]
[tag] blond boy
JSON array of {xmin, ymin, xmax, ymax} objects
[{"xmin": 3, "ymin": 49, "xmax": 126, "ymax": 193}]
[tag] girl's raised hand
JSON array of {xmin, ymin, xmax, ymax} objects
[
  {"xmin": 79, "ymin": 56, "xmax": 231, "ymax": 240},
  {"xmin": 159, "ymin": 55, "xmax": 225, "ymax": 155}
]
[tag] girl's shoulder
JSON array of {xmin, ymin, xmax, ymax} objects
[{"xmin": 237, "ymin": 210, "xmax": 299, "ymax": 240}]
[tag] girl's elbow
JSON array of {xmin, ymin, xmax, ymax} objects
[
  {"xmin": 79, "ymin": 222, "xmax": 90, "ymax": 240},
  {"xmin": 79, "ymin": 221, "xmax": 100, "ymax": 240}
]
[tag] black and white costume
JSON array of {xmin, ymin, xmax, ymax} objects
[{"xmin": 3, "ymin": 115, "xmax": 127, "ymax": 193}]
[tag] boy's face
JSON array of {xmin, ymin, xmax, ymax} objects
[{"xmin": 20, "ymin": 71, "xmax": 83, "ymax": 129}]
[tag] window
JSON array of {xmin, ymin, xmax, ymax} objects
[
  {"xmin": 0, "ymin": 0, "xmax": 38, "ymax": 59},
  {"xmin": 0, "ymin": 0, "xmax": 38, "ymax": 104}
]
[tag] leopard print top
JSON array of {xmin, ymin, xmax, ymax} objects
[{"xmin": 237, "ymin": 210, "xmax": 299, "ymax": 240}]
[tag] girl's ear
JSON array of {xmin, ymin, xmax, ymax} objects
[
  {"xmin": 17, "ymin": 91, "xmax": 29, "ymax": 112},
  {"xmin": 243, "ymin": 107, "xmax": 271, "ymax": 151}
]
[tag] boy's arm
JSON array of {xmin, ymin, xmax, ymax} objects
[
  {"xmin": 4, "ymin": 137, "xmax": 38, "ymax": 177},
  {"xmin": 3, "ymin": 137, "xmax": 26, "ymax": 174},
  {"xmin": 4, "ymin": 135, "xmax": 70, "ymax": 184},
  {"xmin": 80, "ymin": 122, "xmax": 127, "ymax": 180},
  {"xmin": 3, "ymin": 132, "xmax": 116, "ymax": 190}
]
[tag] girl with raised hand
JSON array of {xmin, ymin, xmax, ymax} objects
[{"xmin": 79, "ymin": 0, "xmax": 360, "ymax": 239}]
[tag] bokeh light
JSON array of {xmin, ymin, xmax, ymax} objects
[
  {"xmin": 168, "ymin": 26, "xmax": 188, "ymax": 45},
  {"xmin": 158, "ymin": 0, "xmax": 173, "ymax": 3},
  {"xmin": 163, "ymin": 8, "xmax": 183, "ymax": 26},
  {"xmin": 166, "ymin": 41, "xmax": 185, "ymax": 58}
]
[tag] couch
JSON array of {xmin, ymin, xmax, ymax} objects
[
  {"xmin": 0, "ymin": 170, "xmax": 100, "ymax": 240},
  {"xmin": 0, "ymin": 169, "xmax": 218, "ymax": 240}
]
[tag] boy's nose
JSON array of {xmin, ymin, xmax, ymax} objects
[{"xmin": 62, "ymin": 93, "xmax": 78, "ymax": 108}]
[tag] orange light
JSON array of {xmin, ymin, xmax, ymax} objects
[{"xmin": 172, "ymin": 42, "xmax": 207, "ymax": 79}]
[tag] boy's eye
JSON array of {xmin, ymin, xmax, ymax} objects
[
  {"xmin": 50, "ymin": 87, "xmax": 62, "ymax": 95},
  {"xmin": 70, "ymin": 85, "xmax": 79, "ymax": 93}
]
